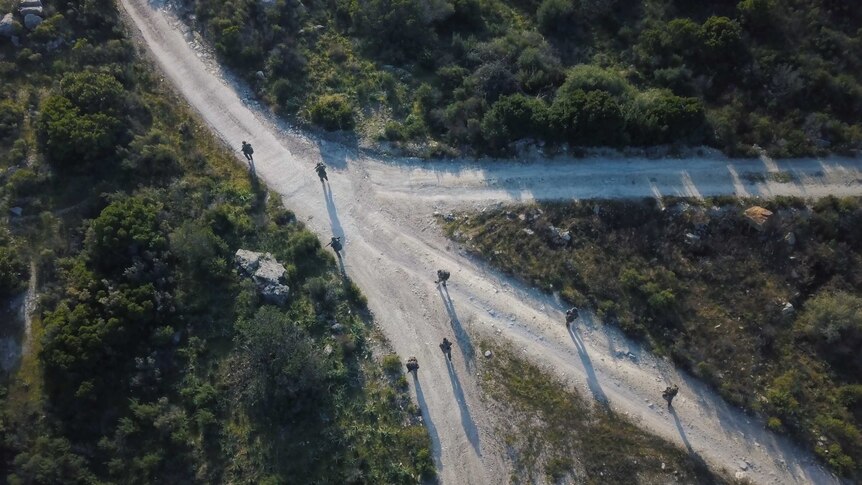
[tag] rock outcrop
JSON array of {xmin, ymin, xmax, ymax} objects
[{"xmin": 235, "ymin": 249, "xmax": 290, "ymax": 305}]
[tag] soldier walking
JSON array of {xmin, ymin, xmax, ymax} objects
[
  {"xmin": 326, "ymin": 236, "xmax": 343, "ymax": 257},
  {"xmin": 406, "ymin": 356, "xmax": 419, "ymax": 375},
  {"xmin": 241, "ymin": 141, "xmax": 254, "ymax": 163},
  {"xmin": 440, "ymin": 338, "xmax": 453, "ymax": 362},
  {"xmin": 565, "ymin": 307, "xmax": 579, "ymax": 327},
  {"xmin": 662, "ymin": 384, "xmax": 679, "ymax": 408},
  {"xmin": 435, "ymin": 269, "xmax": 450, "ymax": 287},
  {"xmin": 315, "ymin": 162, "xmax": 328, "ymax": 182}
]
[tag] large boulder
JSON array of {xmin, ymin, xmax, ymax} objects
[
  {"xmin": 235, "ymin": 248, "xmax": 262, "ymax": 274},
  {"xmin": 235, "ymin": 249, "xmax": 290, "ymax": 305},
  {"xmin": 23, "ymin": 13, "xmax": 41, "ymax": 30}
]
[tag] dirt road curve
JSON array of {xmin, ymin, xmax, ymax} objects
[{"xmin": 120, "ymin": 1, "xmax": 859, "ymax": 483}]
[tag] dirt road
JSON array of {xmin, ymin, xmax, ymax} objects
[{"xmin": 120, "ymin": 1, "xmax": 858, "ymax": 482}]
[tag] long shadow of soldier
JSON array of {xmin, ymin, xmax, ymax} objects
[
  {"xmin": 322, "ymin": 183, "xmax": 345, "ymax": 248},
  {"xmin": 437, "ymin": 285, "xmax": 476, "ymax": 370},
  {"xmin": 445, "ymin": 359, "xmax": 481, "ymax": 455},
  {"xmin": 568, "ymin": 325, "xmax": 609, "ymax": 408},
  {"xmin": 669, "ymin": 405, "xmax": 713, "ymax": 473},
  {"xmin": 412, "ymin": 373, "xmax": 442, "ymax": 466}
]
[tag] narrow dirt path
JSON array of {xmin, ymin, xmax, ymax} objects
[{"xmin": 120, "ymin": 1, "xmax": 855, "ymax": 483}]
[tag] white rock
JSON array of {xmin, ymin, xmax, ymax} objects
[{"xmin": 235, "ymin": 249, "xmax": 290, "ymax": 305}]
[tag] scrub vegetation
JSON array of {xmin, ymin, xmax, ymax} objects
[
  {"xmin": 0, "ymin": 0, "xmax": 432, "ymax": 482},
  {"xmin": 184, "ymin": 0, "xmax": 861, "ymax": 156},
  {"xmin": 444, "ymin": 197, "xmax": 862, "ymax": 478},
  {"xmin": 478, "ymin": 340, "xmax": 738, "ymax": 484}
]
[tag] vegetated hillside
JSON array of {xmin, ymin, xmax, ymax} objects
[
  {"xmin": 478, "ymin": 340, "xmax": 737, "ymax": 484},
  {"xmin": 179, "ymin": 0, "xmax": 861, "ymax": 157},
  {"xmin": 442, "ymin": 197, "xmax": 862, "ymax": 478},
  {"xmin": 0, "ymin": 1, "xmax": 432, "ymax": 483}
]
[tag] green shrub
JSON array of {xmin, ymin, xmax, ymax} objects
[
  {"xmin": 796, "ymin": 291, "xmax": 862, "ymax": 376},
  {"xmin": 536, "ymin": 0, "xmax": 576, "ymax": 37},
  {"xmin": 37, "ymin": 95, "xmax": 122, "ymax": 168},
  {"xmin": 550, "ymin": 88, "xmax": 625, "ymax": 145},
  {"xmin": 700, "ymin": 16, "xmax": 744, "ymax": 63},
  {"xmin": 86, "ymin": 196, "xmax": 167, "ymax": 273},
  {"xmin": 481, "ymin": 94, "xmax": 548, "ymax": 148},
  {"xmin": 8, "ymin": 168, "xmax": 41, "ymax": 197},
  {"xmin": 382, "ymin": 354, "xmax": 402, "ymax": 374},
  {"xmin": 0, "ymin": 99, "xmax": 24, "ymax": 139},
  {"xmin": 309, "ymin": 94, "xmax": 354, "ymax": 131},
  {"xmin": 626, "ymin": 89, "xmax": 706, "ymax": 145},
  {"xmin": 59, "ymin": 70, "xmax": 127, "ymax": 115},
  {"xmin": 558, "ymin": 65, "xmax": 634, "ymax": 98},
  {"xmin": 0, "ymin": 246, "xmax": 28, "ymax": 297}
]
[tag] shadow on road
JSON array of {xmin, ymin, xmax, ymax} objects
[
  {"xmin": 669, "ymin": 406, "xmax": 717, "ymax": 476},
  {"xmin": 670, "ymin": 405, "xmax": 694, "ymax": 454},
  {"xmin": 413, "ymin": 374, "xmax": 443, "ymax": 468},
  {"xmin": 322, "ymin": 182, "xmax": 345, "ymax": 250},
  {"xmin": 336, "ymin": 254, "xmax": 346, "ymax": 277},
  {"xmin": 568, "ymin": 325, "xmax": 609, "ymax": 407},
  {"xmin": 445, "ymin": 360, "xmax": 481, "ymax": 455},
  {"xmin": 438, "ymin": 285, "xmax": 476, "ymax": 370}
]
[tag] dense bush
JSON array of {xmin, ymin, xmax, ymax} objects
[
  {"xmin": 85, "ymin": 196, "xmax": 167, "ymax": 273},
  {"xmin": 1, "ymin": 2, "xmax": 434, "ymax": 482},
  {"xmin": 0, "ymin": 245, "xmax": 28, "ymax": 297},
  {"xmin": 186, "ymin": 0, "xmax": 862, "ymax": 155},
  {"xmin": 796, "ymin": 292, "xmax": 862, "ymax": 376},
  {"xmin": 0, "ymin": 100, "xmax": 24, "ymax": 140},
  {"xmin": 481, "ymin": 94, "xmax": 547, "ymax": 148},
  {"xmin": 308, "ymin": 94, "xmax": 355, "ymax": 131},
  {"xmin": 37, "ymin": 95, "xmax": 122, "ymax": 167}
]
